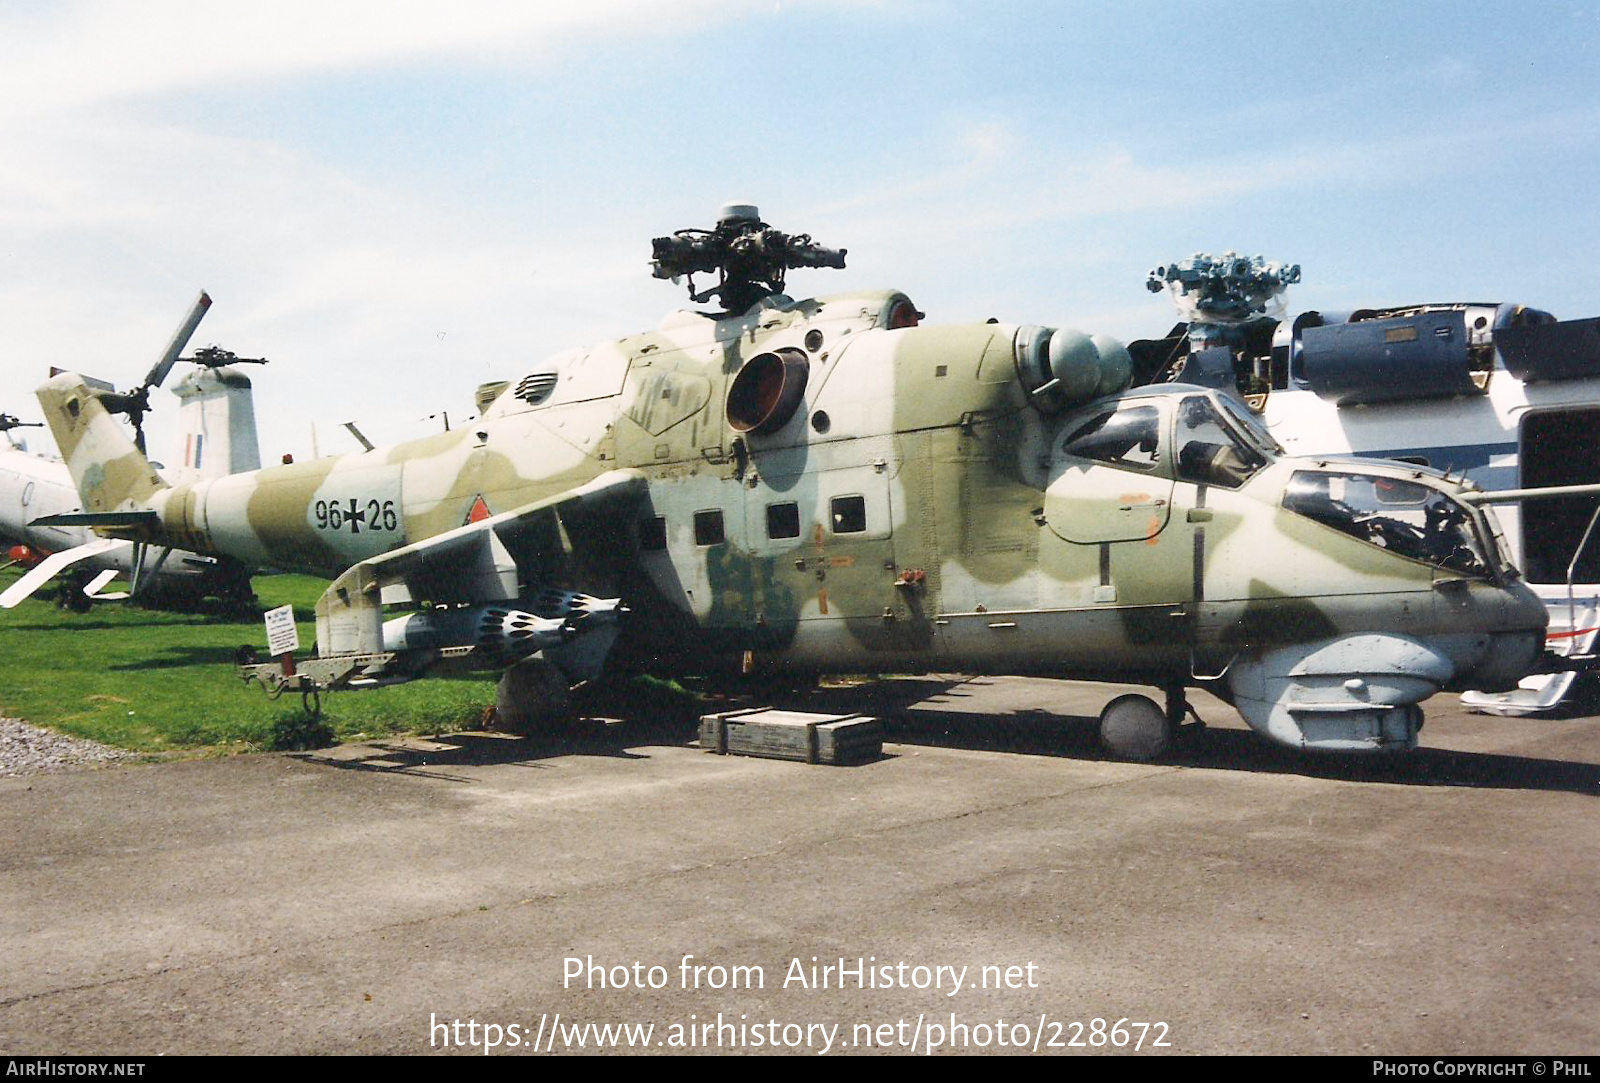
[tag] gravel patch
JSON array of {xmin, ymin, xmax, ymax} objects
[{"xmin": 0, "ymin": 717, "xmax": 132, "ymax": 777}]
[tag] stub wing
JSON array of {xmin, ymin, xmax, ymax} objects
[{"xmin": 314, "ymin": 469, "xmax": 648, "ymax": 657}]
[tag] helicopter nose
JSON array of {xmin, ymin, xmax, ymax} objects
[
  {"xmin": 1457, "ymin": 629, "xmax": 1546, "ymax": 693},
  {"xmin": 1439, "ymin": 583, "xmax": 1548, "ymax": 692}
]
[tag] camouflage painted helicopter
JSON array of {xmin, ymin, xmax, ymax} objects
[{"xmin": 33, "ymin": 205, "xmax": 1549, "ymax": 757}]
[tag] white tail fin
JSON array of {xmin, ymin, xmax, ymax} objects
[{"xmin": 166, "ymin": 365, "xmax": 263, "ymax": 483}]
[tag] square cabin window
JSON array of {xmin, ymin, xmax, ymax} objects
[
  {"xmin": 766, "ymin": 501, "xmax": 800, "ymax": 540},
  {"xmin": 693, "ymin": 509, "xmax": 725, "ymax": 546},
  {"xmin": 638, "ymin": 516, "xmax": 667, "ymax": 551},
  {"xmin": 830, "ymin": 495, "xmax": 867, "ymax": 534}
]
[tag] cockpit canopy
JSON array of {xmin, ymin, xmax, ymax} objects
[
  {"xmin": 1283, "ymin": 470, "xmax": 1495, "ymax": 578},
  {"xmin": 1056, "ymin": 390, "xmax": 1272, "ymax": 489}
]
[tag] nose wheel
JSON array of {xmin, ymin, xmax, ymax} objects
[{"xmin": 1098, "ymin": 692, "xmax": 1176, "ymax": 761}]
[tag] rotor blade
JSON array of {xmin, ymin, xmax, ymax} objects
[
  {"xmin": 142, "ymin": 290, "xmax": 212, "ymax": 390},
  {"xmin": 81, "ymin": 569, "xmax": 123, "ymax": 597},
  {"xmin": 342, "ymin": 421, "xmax": 375, "ymax": 451},
  {"xmin": 0, "ymin": 537, "xmax": 122, "ymax": 609}
]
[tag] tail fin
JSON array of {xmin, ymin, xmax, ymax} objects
[
  {"xmin": 167, "ymin": 365, "xmax": 263, "ymax": 482},
  {"xmin": 35, "ymin": 372, "xmax": 169, "ymax": 514}
]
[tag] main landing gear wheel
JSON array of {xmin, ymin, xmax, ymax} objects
[{"xmin": 1098, "ymin": 693, "xmax": 1174, "ymax": 761}]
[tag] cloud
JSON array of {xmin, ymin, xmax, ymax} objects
[
  {"xmin": 0, "ymin": 0, "xmax": 741, "ymax": 124},
  {"xmin": 0, "ymin": 106, "xmax": 649, "ymax": 455},
  {"xmin": 0, "ymin": 1, "xmax": 807, "ymax": 454},
  {"xmin": 7, "ymin": 3, "xmax": 1596, "ymax": 459},
  {"xmin": 837, "ymin": 115, "xmax": 1397, "ymax": 229}
]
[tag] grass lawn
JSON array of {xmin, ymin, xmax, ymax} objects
[{"xmin": 0, "ymin": 567, "xmax": 495, "ymax": 753}]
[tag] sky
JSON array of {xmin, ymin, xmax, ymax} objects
[{"xmin": 4, "ymin": 0, "xmax": 1600, "ymax": 461}]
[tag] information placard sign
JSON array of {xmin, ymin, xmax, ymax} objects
[{"xmin": 264, "ymin": 604, "xmax": 300, "ymax": 657}]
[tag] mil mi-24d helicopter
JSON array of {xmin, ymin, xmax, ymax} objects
[
  {"xmin": 2, "ymin": 292, "xmax": 261, "ymax": 611},
  {"xmin": 33, "ymin": 204, "xmax": 1551, "ymax": 757}
]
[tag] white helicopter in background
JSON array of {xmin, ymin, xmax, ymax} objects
[
  {"xmin": 1136, "ymin": 253, "xmax": 1600, "ymax": 714},
  {"xmin": 0, "ymin": 293, "xmax": 263, "ymax": 611}
]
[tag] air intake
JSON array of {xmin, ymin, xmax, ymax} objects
[{"xmin": 515, "ymin": 372, "xmax": 559, "ymax": 405}]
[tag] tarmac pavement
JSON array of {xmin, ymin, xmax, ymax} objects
[{"xmin": 2, "ymin": 676, "xmax": 1598, "ymax": 1056}]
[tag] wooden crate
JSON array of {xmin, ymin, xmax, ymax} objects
[{"xmin": 699, "ymin": 708, "xmax": 883, "ymax": 765}]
